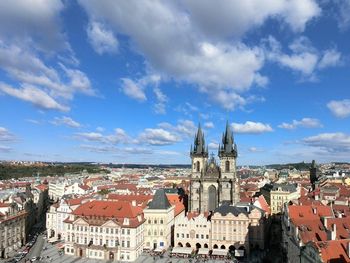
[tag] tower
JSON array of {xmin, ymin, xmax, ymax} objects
[
  {"xmin": 218, "ymin": 121, "xmax": 239, "ymax": 205},
  {"xmin": 189, "ymin": 121, "xmax": 240, "ymax": 213},
  {"xmin": 189, "ymin": 124, "xmax": 208, "ymax": 212},
  {"xmin": 310, "ymin": 160, "xmax": 317, "ymax": 190}
]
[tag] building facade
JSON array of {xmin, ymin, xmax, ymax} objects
[
  {"xmin": 261, "ymin": 183, "xmax": 300, "ymax": 214},
  {"xmin": 0, "ymin": 203, "xmax": 27, "ymax": 259},
  {"xmin": 63, "ymin": 200, "xmax": 144, "ymax": 262},
  {"xmin": 189, "ymin": 122, "xmax": 240, "ymax": 213},
  {"xmin": 143, "ymin": 189, "xmax": 175, "ymax": 251}
]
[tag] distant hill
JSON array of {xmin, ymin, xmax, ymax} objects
[
  {"xmin": 0, "ymin": 163, "xmax": 108, "ymax": 180},
  {"xmin": 266, "ymin": 162, "xmax": 311, "ymax": 170}
]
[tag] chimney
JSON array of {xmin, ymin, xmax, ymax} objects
[
  {"xmin": 132, "ymin": 200, "xmax": 136, "ymax": 206},
  {"xmin": 312, "ymin": 207, "xmax": 317, "ymax": 215},
  {"xmin": 315, "ymin": 194, "xmax": 319, "ymax": 201},
  {"xmin": 331, "ymin": 224, "xmax": 336, "ymax": 240}
]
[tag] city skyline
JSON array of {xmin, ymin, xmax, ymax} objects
[{"xmin": 1, "ymin": 1, "xmax": 350, "ymax": 165}]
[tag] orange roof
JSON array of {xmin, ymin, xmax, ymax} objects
[
  {"xmin": 325, "ymin": 217, "xmax": 350, "ymax": 240},
  {"xmin": 166, "ymin": 194, "xmax": 185, "ymax": 216},
  {"xmin": 107, "ymin": 194, "xmax": 153, "ymax": 208},
  {"xmin": 314, "ymin": 239, "xmax": 350, "ymax": 262},
  {"xmin": 289, "ymin": 204, "xmax": 333, "ymax": 220},
  {"xmin": 35, "ymin": 184, "xmax": 48, "ymax": 191},
  {"xmin": 72, "ymin": 200, "xmax": 144, "ymax": 227},
  {"xmin": 256, "ymin": 195, "xmax": 270, "ymax": 215}
]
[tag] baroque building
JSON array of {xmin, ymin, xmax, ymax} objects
[{"xmin": 189, "ymin": 122, "xmax": 240, "ymax": 213}]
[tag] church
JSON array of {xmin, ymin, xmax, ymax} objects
[{"xmin": 189, "ymin": 121, "xmax": 240, "ymax": 212}]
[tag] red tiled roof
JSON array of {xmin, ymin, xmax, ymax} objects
[
  {"xmin": 72, "ymin": 200, "xmax": 144, "ymax": 227},
  {"xmin": 35, "ymin": 184, "xmax": 48, "ymax": 191},
  {"xmin": 314, "ymin": 239, "xmax": 350, "ymax": 263},
  {"xmin": 256, "ymin": 195, "xmax": 270, "ymax": 215},
  {"xmin": 166, "ymin": 194, "xmax": 185, "ymax": 217},
  {"xmin": 325, "ymin": 217, "xmax": 350, "ymax": 240},
  {"xmin": 289, "ymin": 204, "xmax": 333, "ymax": 220},
  {"xmin": 107, "ymin": 194, "xmax": 152, "ymax": 208}
]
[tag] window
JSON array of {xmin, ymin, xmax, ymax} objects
[
  {"xmin": 84, "ymin": 237, "xmax": 87, "ymax": 244},
  {"xmin": 225, "ymin": 160, "xmax": 230, "ymax": 172},
  {"xmin": 148, "ymin": 219, "xmax": 151, "ymax": 224},
  {"xmin": 67, "ymin": 225, "xmax": 70, "ymax": 230},
  {"xmin": 106, "ymin": 239, "xmax": 109, "ymax": 246},
  {"xmin": 196, "ymin": 234, "xmax": 199, "ymax": 238},
  {"xmin": 99, "ymin": 227, "xmax": 102, "ymax": 233},
  {"xmin": 196, "ymin": 161, "xmax": 200, "ymax": 172},
  {"xmin": 122, "ymin": 241, "xmax": 125, "ymax": 247},
  {"xmin": 206, "ymin": 235, "xmax": 209, "ymax": 239},
  {"xmin": 186, "ymin": 234, "xmax": 189, "ymax": 238},
  {"xmin": 154, "ymin": 220, "xmax": 157, "ymax": 224},
  {"xmin": 122, "ymin": 229, "xmax": 125, "ymax": 234},
  {"xmin": 100, "ymin": 239, "xmax": 102, "ymax": 246},
  {"xmin": 84, "ymin": 226, "xmax": 87, "ymax": 231},
  {"xmin": 177, "ymin": 233, "xmax": 179, "ymax": 238},
  {"xmin": 110, "ymin": 228, "xmax": 114, "ymax": 234},
  {"xmin": 160, "ymin": 231, "xmax": 163, "ymax": 236},
  {"xmin": 90, "ymin": 227, "xmax": 93, "ymax": 232},
  {"xmin": 201, "ymin": 234, "xmax": 204, "ymax": 239},
  {"xmin": 160, "ymin": 219, "xmax": 163, "ymax": 224},
  {"xmin": 106, "ymin": 228, "xmax": 109, "ymax": 234},
  {"xmin": 127, "ymin": 229, "xmax": 130, "ymax": 235},
  {"xmin": 115, "ymin": 240, "xmax": 119, "ymax": 247},
  {"xmin": 127, "ymin": 241, "xmax": 130, "ymax": 247}
]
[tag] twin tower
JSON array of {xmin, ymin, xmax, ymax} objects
[{"xmin": 189, "ymin": 121, "xmax": 240, "ymax": 212}]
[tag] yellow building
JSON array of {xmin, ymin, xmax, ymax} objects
[{"xmin": 261, "ymin": 183, "xmax": 300, "ymax": 214}]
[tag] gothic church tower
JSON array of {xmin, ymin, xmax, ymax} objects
[{"xmin": 189, "ymin": 122, "xmax": 240, "ymax": 213}]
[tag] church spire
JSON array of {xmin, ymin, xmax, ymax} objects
[
  {"xmin": 219, "ymin": 120, "xmax": 237, "ymax": 157},
  {"xmin": 191, "ymin": 123, "xmax": 208, "ymax": 157}
]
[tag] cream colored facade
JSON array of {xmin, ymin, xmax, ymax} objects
[
  {"xmin": 143, "ymin": 205, "xmax": 175, "ymax": 250},
  {"xmin": 0, "ymin": 204, "xmax": 27, "ymax": 259},
  {"xmin": 172, "ymin": 204, "xmax": 266, "ymax": 257},
  {"xmin": 174, "ymin": 213, "xmax": 210, "ymax": 249},
  {"xmin": 64, "ymin": 215, "xmax": 144, "ymax": 262},
  {"xmin": 270, "ymin": 190, "xmax": 300, "ymax": 214}
]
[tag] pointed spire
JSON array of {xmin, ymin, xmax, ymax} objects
[
  {"xmin": 219, "ymin": 120, "xmax": 237, "ymax": 157},
  {"xmin": 191, "ymin": 123, "xmax": 208, "ymax": 157}
]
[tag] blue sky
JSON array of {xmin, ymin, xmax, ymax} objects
[{"xmin": 1, "ymin": 0, "xmax": 350, "ymax": 165}]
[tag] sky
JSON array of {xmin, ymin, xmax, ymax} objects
[{"xmin": 1, "ymin": 0, "xmax": 350, "ymax": 165}]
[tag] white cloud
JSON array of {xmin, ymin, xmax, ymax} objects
[
  {"xmin": 96, "ymin": 127, "xmax": 105, "ymax": 132},
  {"xmin": 0, "ymin": 127, "xmax": 15, "ymax": 141},
  {"xmin": 318, "ymin": 49, "xmax": 341, "ymax": 69},
  {"xmin": 121, "ymin": 78, "xmax": 147, "ymax": 102},
  {"xmin": 278, "ymin": 118, "xmax": 322, "ymax": 129},
  {"xmin": 248, "ymin": 147, "xmax": 263, "ymax": 153},
  {"xmin": 334, "ymin": 0, "xmax": 350, "ymax": 30},
  {"xmin": 303, "ymin": 132, "xmax": 350, "ymax": 153},
  {"xmin": 75, "ymin": 128, "xmax": 130, "ymax": 144},
  {"xmin": 0, "ymin": 0, "xmax": 67, "ymax": 52},
  {"xmin": 0, "ymin": 41, "xmax": 95, "ymax": 110},
  {"xmin": 231, "ymin": 121, "xmax": 273, "ymax": 134},
  {"xmin": 204, "ymin": 122, "xmax": 214, "ymax": 129},
  {"xmin": 87, "ymin": 21, "xmax": 118, "ymax": 55},
  {"xmin": 327, "ymin": 99, "xmax": 350, "ymax": 118},
  {"xmin": 158, "ymin": 119, "xmax": 196, "ymax": 138},
  {"xmin": 0, "ymin": 145, "xmax": 12, "ymax": 152},
  {"xmin": 265, "ymin": 36, "xmax": 341, "ymax": 78},
  {"xmin": 138, "ymin": 128, "xmax": 180, "ymax": 145},
  {"xmin": 183, "ymin": 0, "xmax": 320, "ymax": 38},
  {"xmin": 208, "ymin": 142, "xmax": 219, "ymax": 149},
  {"xmin": 153, "ymin": 87, "xmax": 168, "ymax": 114},
  {"xmin": 0, "ymin": 82, "xmax": 69, "ymax": 111},
  {"xmin": 51, "ymin": 116, "xmax": 81, "ymax": 128}
]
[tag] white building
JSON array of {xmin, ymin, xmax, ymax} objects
[{"xmin": 63, "ymin": 200, "xmax": 145, "ymax": 262}]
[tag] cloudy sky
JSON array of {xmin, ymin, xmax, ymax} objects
[{"xmin": 1, "ymin": 0, "xmax": 350, "ymax": 165}]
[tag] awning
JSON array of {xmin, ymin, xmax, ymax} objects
[
  {"xmin": 48, "ymin": 237, "xmax": 58, "ymax": 243},
  {"xmin": 212, "ymin": 249, "xmax": 228, "ymax": 256},
  {"xmin": 154, "ymin": 247, "xmax": 163, "ymax": 252},
  {"xmin": 198, "ymin": 248, "xmax": 209, "ymax": 255},
  {"xmin": 57, "ymin": 243, "xmax": 65, "ymax": 249},
  {"xmin": 171, "ymin": 247, "xmax": 193, "ymax": 254}
]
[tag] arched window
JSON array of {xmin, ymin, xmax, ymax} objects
[
  {"xmin": 196, "ymin": 161, "xmax": 200, "ymax": 172},
  {"xmin": 225, "ymin": 160, "xmax": 230, "ymax": 172}
]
